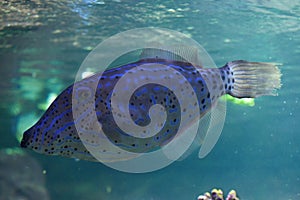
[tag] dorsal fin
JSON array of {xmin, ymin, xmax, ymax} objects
[{"xmin": 140, "ymin": 46, "xmax": 201, "ymax": 66}]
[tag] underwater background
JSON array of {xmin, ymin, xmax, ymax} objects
[{"xmin": 0, "ymin": 0, "xmax": 299, "ymax": 199}]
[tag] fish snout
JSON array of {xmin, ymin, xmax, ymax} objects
[{"xmin": 20, "ymin": 126, "xmax": 35, "ymax": 148}]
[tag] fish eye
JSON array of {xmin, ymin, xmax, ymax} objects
[{"xmin": 75, "ymin": 86, "xmax": 92, "ymax": 101}]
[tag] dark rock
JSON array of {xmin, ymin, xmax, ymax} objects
[{"xmin": 0, "ymin": 148, "xmax": 49, "ymax": 200}]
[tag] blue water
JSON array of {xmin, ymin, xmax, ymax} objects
[{"xmin": 1, "ymin": 0, "xmax": 299, "ymax": 199}]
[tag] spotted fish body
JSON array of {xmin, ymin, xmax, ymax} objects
[{"xmin": 21, "ymin": 53, "xmax": 281, "ymax": 162}]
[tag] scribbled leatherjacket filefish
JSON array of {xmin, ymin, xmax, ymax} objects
[{"xmin": 20, "ymin": 48, "xmax": 281, "ymax": 163}]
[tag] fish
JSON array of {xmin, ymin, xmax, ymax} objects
[{"xmin": 20, "ymin": 48, "xmax": 281, "ymax": 163}]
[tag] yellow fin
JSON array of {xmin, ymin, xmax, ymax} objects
[{"xmin": 221, "ymin": 94, "xmax": 255, "ymax": 107}]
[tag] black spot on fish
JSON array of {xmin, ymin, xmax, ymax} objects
[{"xmin": 207, "ymin": 93, "xmax": 210, "ymax": 99}]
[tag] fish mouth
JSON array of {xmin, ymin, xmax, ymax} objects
[{"xmin": 20, "ymin": 127, "xmax": 33, "ymax": 148}]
